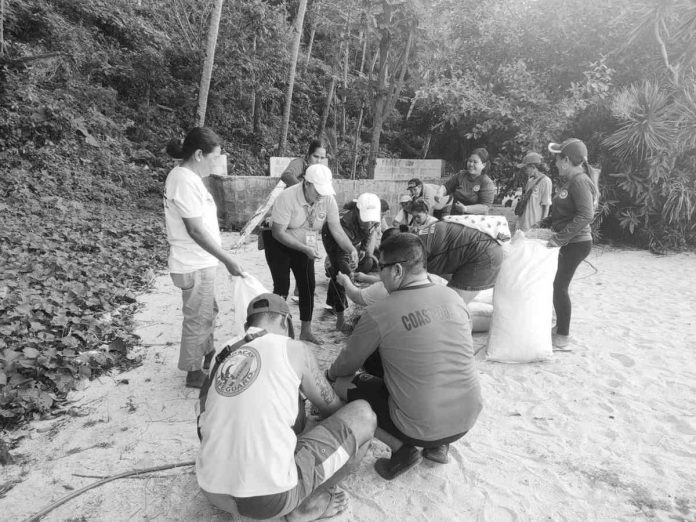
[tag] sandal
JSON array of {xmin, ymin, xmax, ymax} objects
[
  {"xmin": 374, "ymin": 445, "xmax": 422, "ymax": 480},
  {"xmin": 423, "ymin": 444, "xmax": 449, "ymax": 464}
]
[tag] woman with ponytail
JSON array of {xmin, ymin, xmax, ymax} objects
[
  {"xmin": 164, "ymin": 127, "xmax": 245, "ymax": 388},
  {"xmin": 542, "ymin": 138, "xmax": 597, "ymax": 350},
  {"xmin": 439, "ymin": 147, "xmax": 496, "ymax": 215}
]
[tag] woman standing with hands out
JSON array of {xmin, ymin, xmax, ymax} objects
[
  {"xmin": 279, "ymin": 139, "xmax": 328, "ymax": 186},
  {"xmin": 164, "ymin": 127, "xmax": 245, "ymax": 389},
  {"xmin": 439, "ymin": 147, "xmax": 496, "ymax": 215},
  {"xmin": 264, "ymin": 164, "xmax": 357, "ymax": 344},
  {"xmin": 542, "ymin": 138, "xmax": 598, "ymax": 350}
]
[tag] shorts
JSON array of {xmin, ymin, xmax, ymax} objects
[
  {"xmin": 448, "ymin": 241, "xmax": 503, "ymax": 291},
  {"xmin": 203, "ymin": 414, "xmax": 359, "ymax": 519},
  {"xmin": 346, "ymin": 373, "xmax": 466, "ymax": 449}
]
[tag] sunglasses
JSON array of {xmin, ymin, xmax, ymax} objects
[{"xmin": 379, "ymin": 259, "xmax": 408, "ymax": 270}]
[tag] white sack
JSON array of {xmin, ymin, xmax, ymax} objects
[
  {"xmin": 227, "ymin": 273, "xmax": 268, "ymax": 341},
  {"xmin": 469, "ymin": 301, "xmax": 493, "ymax": 333},
  {"xmin": 487, "ymin": 231, "xmax": 559, "ymax": 363}
]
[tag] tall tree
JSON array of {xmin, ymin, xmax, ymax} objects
[
  {"xmin": 278, "ymin": 0, "xmax": 309, "ymax": 155},
  {"xmin": 366, "ymin": 0, "xmax": 417, "ymax": 178},
  {"xmin": 196, "ymin": 0, "xmax": 224, "ymax": 126}
]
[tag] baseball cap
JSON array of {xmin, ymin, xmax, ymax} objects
[
  {"xmin": 517, "ymin": 152, "xmax": 544, "ymax": 168},
  {"xmin": 304, "ymin": 164, "xmax": 335, "ymax": 196},
  {"xmin": 399, "ymin": 194, "xmax": 412, "ymax": 203},
  {"xmin": 246, "ymin": 293, "xmax": 290, "ymax": 319},
  {"xmin": 407, "ymin": 178, "xmax": 422, "ymax": 189},
  {"xmin": 548, "ymin": 138, "xmax": 588, "ymax": 164},
  {"xmin": 356, "ymin": 193, "xmax": 381, "ymax": 223}
]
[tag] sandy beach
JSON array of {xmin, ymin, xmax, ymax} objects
[{"xmin": 2, "ymin": 232, "xmax": 695, "ymax": 522}]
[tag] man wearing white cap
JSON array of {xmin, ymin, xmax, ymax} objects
[
  {"xmin": 323, "ymin": 193, "xmax": 382, "ymax": 332},
  {"xmin": 515, "ymin": 151, "xmax": 552, "ymax": 231},
  {"xmin": 264, "ymin": 164, "xmax": 358, "ymax": 344}
]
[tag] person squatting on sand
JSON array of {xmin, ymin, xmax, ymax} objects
[
  {"xmin": 322, "ymin": 193, "xmax": 382, "ymax": 332},
  {"xmin": 539, "ymin": 138, "xmax": 598, "ymax": 350},
  {"xmin": 416, "ymin": 220, "xmax": 503, "ymax": 304},
  {"xmin": 438, "ymin": 147, "xmax": 495, "ymax": 216},
  {"xmin": 326, "ymin": 234, "xmax": 483, "ymax": 480},
  {"xmin": 263, "ymin": 164, "xmax": 358, "ymax": 345},
  {"xmin": 163, "ymin": 127, "xmax": 245, "ymax": 389},
  {"xmin": 515, "ymin": 152, "xmax": 552, "ymax": 232},
  {"xmin": 408, "ymin": 199, "xmax": 439, "ymax": 233},
  {"xmin": 196, "ymin": 293, "xmax": 376, "ymax": 520}
]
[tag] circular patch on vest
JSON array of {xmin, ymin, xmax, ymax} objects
[
  {"xmin": 214, "ymin": 347, "xmax": 261, "ymax": 397},
  {"xmin": 473, "ymin": 185, "xmax": 480, "ymax": 192},
  {"xmin": 318, "ymin": 211, "xmax": 327, "ymax": 220},
  {"xmin": 558, "ymin": 189, "xmax": 568, "ymax": 199}
]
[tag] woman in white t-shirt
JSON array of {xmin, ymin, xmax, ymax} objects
[{"xmin": 164, "ymin": 127, "xmax": 245, "ymax": 388}]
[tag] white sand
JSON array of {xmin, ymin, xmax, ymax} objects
[{"xmin": 2, "ymin": 234, "xmax": 695, "ymax": 521}]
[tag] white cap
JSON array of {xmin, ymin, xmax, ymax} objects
[
  {"xmin": 304, "ymin": 164, "xmax": 335, "ymax": 196},
  {"xmin": 399, "ymin": 194, "xmax": 412, "ymax": 203},
  {"xmin": 356, "ymin": 193, "xmax": 381, "ymax": 223}
]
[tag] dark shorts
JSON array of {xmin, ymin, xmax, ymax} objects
[
  {"xmin": 203, "ymin": 415, "xmax": 359, "ymax": 519},
  {"xmin": 346, "ymin": 372, "xmax": 466, "ymax": 448},
  {"xmin": 448, "ymin": 241, "xmax": 503, "ymax": 291}
]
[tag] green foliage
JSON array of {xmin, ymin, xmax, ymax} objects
[{"xmin": 0, "ymin": 188, "xmax": 167, "ymax": 426}]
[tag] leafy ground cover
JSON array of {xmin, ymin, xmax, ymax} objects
[{"xmin": 0, "ymin": 175, "xmax": 167, "ymax": 426}]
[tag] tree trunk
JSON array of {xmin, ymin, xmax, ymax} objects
[
  {"xmin": 359, "ymin": 28, "xmax": 367, "ymax": 75},
  {"xmin": 250, "ymin": 34, "xmax": 257, "ymax": 129},
  {"xmin": 351, "ymin": 103, "xmax": 365, "ymax": 180},
  {"xmin": 421, "ymin": 131, "xmax": 432, "ymax": 159},
  {"xmin": 384, "ymin": 22, "xmax": 414, "ymax": 118},
  {"xmin": 366, "ymin": 3, "xmax": 392, "ymax": 179},
  {"xmin": 196, "ymin": 0, "xmax": 224, "ymax": 127},
  {"xmin": 1, "ymin": 0, "xmax": 6, "ymax": 56},
  {"xmin": 317, "ymin": 76, "xmax": 336, "ymax": 138},
  {"xmin": 303, "ymin": 4, "xmax": 319, "ymax": 73},
  {"xmin": 278, "ymin": 0, "xmax": 308, "ymax": 156}
]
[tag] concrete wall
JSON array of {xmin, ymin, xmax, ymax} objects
[{"xmin": 207, "ymin": 175, "xmax": 517, "ymax": 231}]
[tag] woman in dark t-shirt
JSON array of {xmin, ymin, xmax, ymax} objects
[{"xmin": 440, "ymin": 147, "xmax": 495, "ymax": 216}]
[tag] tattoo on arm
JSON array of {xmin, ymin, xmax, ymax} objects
[{"xmin": 309, "ymin": 356, "xmax": 337, "ymax": 406}]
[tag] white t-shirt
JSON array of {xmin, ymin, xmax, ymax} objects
[
  {"xmin": 518, "ymin": 175, "xmax": 552, "ymax": 231},
  {"xmin": 164, "ymin": 166, "xmax": 221, "ymax": 273}
]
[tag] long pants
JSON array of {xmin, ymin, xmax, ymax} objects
[
  {"xmin": 553, "ymin": 240, "xmax": 592, "ymax": 336},
  {"xmin": 263, "ymin": 230, "xmax": 315, "ymax": 322},
  {"xmin": 326, "ymin": 253, "xmax": 376, "ymax": 313},
  {"xmin": 170, "ymin": 266, "xmax": 218, "ymax": 371}
]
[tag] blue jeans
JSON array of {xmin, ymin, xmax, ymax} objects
[{"xmin": 171, "ymin": 266, "xmax": 218, "ymax": 371}]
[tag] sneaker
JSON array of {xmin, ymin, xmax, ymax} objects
[
  {"xmin": 423, "ymin": 444, "xmax": 449, "ymax": 464},
  {"xmin": 552, "ymin": 333, "xmax": 571, "ymax": 351},
  {"xmin": 186, "ymin": 370, "xmax": 207, "ymax": 389},
  {"xmin": 374, "ymin": 445, "xmax": 422, "ymax": 480}
]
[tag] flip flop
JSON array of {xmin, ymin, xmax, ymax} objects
[
  {"xmin": 423, "ymin": 444, "xmax": 449, "ymax": 464},
  {"xmin": 317, "ymin": 487, "xmax": 348, "ymax": 520},
  {"xmin": 374, "ymin": 445, "xmax": 422, "ymax": 480}
]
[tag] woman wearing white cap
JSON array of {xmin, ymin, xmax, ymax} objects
[
  {"xmin": 542, "ymin": 138, "xmax": 598, "ymax": 350},
  {"xmin": 323, "ymin": 193, "xmax": 382, "ymax": 332},
  {"xmin": 264, "ymin": 164, "xmax": 358, "ymax": 344}
]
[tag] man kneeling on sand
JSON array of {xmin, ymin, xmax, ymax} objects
[
  {"xmin": 326, "ymin": 233, "xmax": 483, "ymax": 480},
  {"xmin": 196, "ymin": 293, "xmax": 376, "ymax": 520}
]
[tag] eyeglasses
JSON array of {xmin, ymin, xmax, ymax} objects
[{"xmin": 379, "ymin": 259, "xmax": 408, "ymax": 270}]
